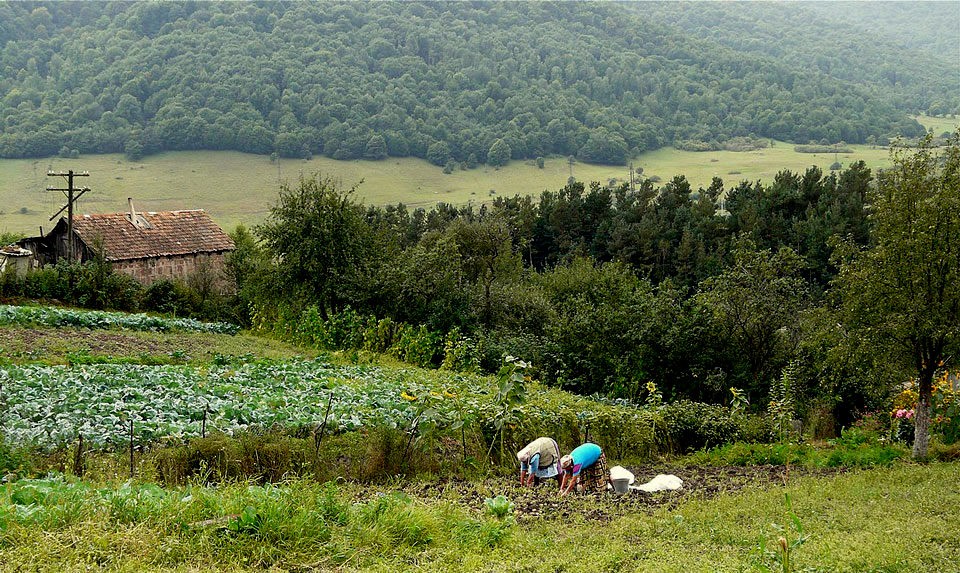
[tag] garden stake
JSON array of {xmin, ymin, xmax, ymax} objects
[
  {"xmin": 314, "ymin": 392, "xmax": 334, "ymax": 459},
  {"xmin": 129, "ymin": 417, "xmax": 135, "ymax": 478},
  {"xmin": 202, "ymin": 408, "xmax": 207, "ymax": 439},
  {"xmin": 402, "ymin": 413, "xmax": 422, "ymax": 474},
  {"xmin": 73, "ymin": 434, "xmax": 84, "ymax": 478}
]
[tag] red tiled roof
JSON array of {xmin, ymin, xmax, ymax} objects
[{"xmin": 70, "ymin": 209, "xmax": 234, "ymax": 261}]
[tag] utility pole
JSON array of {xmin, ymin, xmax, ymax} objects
[{"xmin": 46, "ymin": 170, "xmax": 90, "ymax": 263}]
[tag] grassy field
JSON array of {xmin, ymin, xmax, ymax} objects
[
  {"xmin": 2, "ymin": 117, "xmax": 957, "ymax": 237},
  {"xmin": 917, "ymin": 113, "xmax": 960, "ymax": 136},
  {"xmin": 0, "ymin": 462, "xmax": 955, "ymax": 572}
]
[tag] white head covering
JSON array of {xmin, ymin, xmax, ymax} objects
[
  {"xmin": 560, "ymin": 455, "xmax": 573, "ymax": 468},
  {"xmin": 517, "ymin": 447, "xmax": 531, "ymax": 463}
]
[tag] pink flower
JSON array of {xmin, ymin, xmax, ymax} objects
[{"xmin": 894, "ymin": 408, "xmax": 915, "ymax": 420}]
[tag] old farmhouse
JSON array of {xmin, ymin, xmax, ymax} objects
[{"xmin": 20, "ymin": 200, "xmax": 235, "ymax": 290}]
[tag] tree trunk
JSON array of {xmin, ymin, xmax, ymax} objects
[{"xmin": 912, "ymin": 374, "xmax": 933, "ymax": 459}]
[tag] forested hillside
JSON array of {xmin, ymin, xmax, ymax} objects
[
  {"xmin": 635, "ymin": 2, "xmax": 960, "ymax": 118},
  {"xmin": 0, "ymin": 1, "xmax": 940, "ymax": 165}
]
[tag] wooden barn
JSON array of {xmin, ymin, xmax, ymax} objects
[{"xmin": 20, "ymin": 199, "xmax": 235, "ymax": 290}]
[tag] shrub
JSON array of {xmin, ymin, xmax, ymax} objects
[
  {"xmin": 659, "ymin": 401, "xmax": 770, "ymax": 453},
  {"xmin": 930, "ymin": 441, "xmax": 960, "ymax": 461},
  {"xmin": 363, "ymin": 317, "xmax": 402, "ymax": 354},
  {"xmin": 393, "ymin": 324, "xmax": 441, "ymax": 368},
  {"xmin": 793, "ymin": 144, "xmax": 853, "ymax": 154},
  {"xmin": 686, "ymin": 442, "xmax": 819, "ymax": 466},
  {"xmin": 440, "ymin": 328, "xmax": 481, "ymax": 373},
  {"xmin": 825, "ymin": 444, "xmax": 905, "ymax": 467}
]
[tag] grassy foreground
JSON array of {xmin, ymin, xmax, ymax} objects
[
  {"xmin": 6, "ymin": 113, "xmax": 958, "ymax": 236},
  {"xmin": 0, "ymin": 462, "xmax": 956, "ymax": 572}
]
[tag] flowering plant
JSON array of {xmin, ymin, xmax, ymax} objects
[
  {"xmin": 891, "ymin": 371, "xmax": 960, "ymax": 445},
  {"xmin": 893, "ymin": 408, "xmax": 914, "ymax": 420}
]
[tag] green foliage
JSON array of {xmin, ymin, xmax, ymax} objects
[
  {"xmin": 441, "ymin": 328, "xmax": 481, "ymax": 373},
  {"xmin": 487, "ymin": 139, "xmax": 512, "ymax": 167},
  {"xmin": 686, "ymin": 442, "xmax": 819, "ymax": 466},
  {"xmin": 394, "ymin": 324, "xmax": 441, "ymax": 368},
  {"xmin": 687, "ymin": 439, "xmax": 907, "ymax": 468},
  {"xmin": 354, "ymin": 492, "xmax": 434, "ymax": 548},
  {"xmin": 256, "ymin": 174, "xmax": 377, "ymax": 314},
  {"xmin": 0, "ymin": 435, "xmax": 31, "ymax": 476},
  {"xmin": 834, "ymin": 133, "xmax": 960, "ymax": 458},
  {"xmin": 794, "ymin": 144, "xmax": 853, "ymax": 154},
  {"xmin": 769, "ymin": 361, "xmax": 799, "ymax": 443},
  {"xmin": 488, "ymin": 356, "xmax": 528, "ymax": 462},
  {"xmin": 696, "ymin": 240, "xmax": 809, "ymax": 398},
  {"xmin": 755, "ymin": 494, "xmax": 810, "ymax": 573},
  {"xmin": 0, "ymin": 2, "xmax": 937, "ymax": 166},
  {"xmin": 483, "ymin": 495, "xmax": 514, "ymax": 520},
  {"xmin": 823, "ymin": 444, "xmax": 906, "ymax": 468},
  {"xmin": 658, "ymin": 401, "xmax": 772, "ymax": 453}
]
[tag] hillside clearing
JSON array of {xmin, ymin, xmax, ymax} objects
[{"xmin": 5, "ymin": 118, "xmax": 958, "ymax": 236}]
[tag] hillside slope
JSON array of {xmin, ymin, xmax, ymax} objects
[{"xmin": 0, "ymin": 1, "xmax": 936, "ymax": 165}]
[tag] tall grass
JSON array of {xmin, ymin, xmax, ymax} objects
[{"xmin": 0, "ymin": 463, "xmax": 956, "ymax": 571}]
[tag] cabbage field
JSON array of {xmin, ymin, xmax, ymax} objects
[
  {"xmin": 0, "ymin": 360, "xmax": 476, "ymax": 448},
  {"xmin": 0, "ymin": 359, "xmax": 651, "ymax": 451},
  {"xmin": 0, "ymin": 304, "xmax": 239, "ymax": 335}
]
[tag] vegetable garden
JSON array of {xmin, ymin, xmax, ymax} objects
[{"xmin": 0, "ymin": 304, "xmax": 239, "ymax": 335}]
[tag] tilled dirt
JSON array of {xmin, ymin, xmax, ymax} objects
[
  {"xmin": 0, "ymin": 326, "xmax": 171, "ymax": 359},
  {"xmin": 398, "ymin": 464, "xmax": 845, "ymax": 522}
]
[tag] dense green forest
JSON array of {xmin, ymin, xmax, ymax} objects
[
  {"xmin": 635, "ymin": 2, "xmax": 960, "ymax": 117},
  {"xmin": 0, "ymin": 1, "xmax": 946, "ymax": 165}
]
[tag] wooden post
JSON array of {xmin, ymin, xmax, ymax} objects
[{"xmin": 201, "ymin": 409, "xmax": 207, "ymax": 439}]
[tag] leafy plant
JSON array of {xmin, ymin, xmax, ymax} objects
[
  {"xmin": 770, "ymin": 361, "xmax": 799, "ymax": 443},
  {"xmin": 756, "ymin": 493, "xmax": 810, "ymax": 573},
  {"xmin": 0, "ymin": 305, "xmax": 238, "ymax": 335},
  {"xmin": 487, "ymin": 356, "xmax": 529, "ymax": 462},
  {"xmin": 483, "ymin": 495, "xmax": 514, "ymax": 520}
]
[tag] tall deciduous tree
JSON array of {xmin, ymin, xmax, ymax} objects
[
  {"xmin": 255, "ymin": 174, "xmax": 375, "ymax": 317},
  {"xmin": 834, "ymin": 134, "xmax": 960, "ymax": 458},
  {"xmin": 696, "ymin": 238, "xmax": 809, "ymax": 400}
]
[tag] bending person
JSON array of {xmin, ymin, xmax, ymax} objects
[
  {"xmin": 559, "ymin": 442, "xmax": 607, "ymax": 496},
  {"xmin": 516, "ymin": 437, "xmax": 562, "ymax": 487}
]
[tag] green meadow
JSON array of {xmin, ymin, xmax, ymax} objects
[{"xmin": 1, "ymin": 116, "xmax": 956, "ymax": 237}]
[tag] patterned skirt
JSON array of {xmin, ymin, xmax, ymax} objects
[{"xmin": 579, "ymin": 453, "xmax": 608, "ymax": 493}]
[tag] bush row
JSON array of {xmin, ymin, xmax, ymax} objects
[
  {"xmin": 0, "ymin": 260, "xmax": 238, "ymax": 324},
  {"xmin": 147, "ymin": 396, "xmax": 773, "ymax": 484},
  {"xmin": 265, "ymin": 305, "xmax": 482, "ymax": 371}
]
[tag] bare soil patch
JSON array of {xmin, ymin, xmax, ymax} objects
[{"xmin": 399, "ymin": 464, "xmax": 845, "ymax": 522}]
